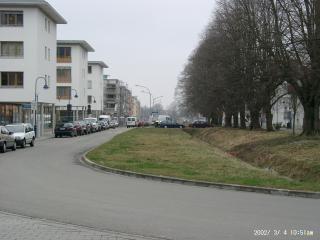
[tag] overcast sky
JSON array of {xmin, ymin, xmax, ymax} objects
[{"xmin": 49, "ymin": 0, "xmax": 216, "ymax": 108}]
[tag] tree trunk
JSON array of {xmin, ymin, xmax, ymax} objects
[
  {"xmin": 240, "ymin": 107, "xmax": 246, "ymax": 129},
  {"xmin": 250, "ymin": 110, "xmax": 261, "ymax": 130},
  {"xmin": 302, "ymin": 98, "xmax": 320, "ymax": 135},
  {"xmin": 233, "ymin": 112, "xmax": 239, "ymax": 128},
  {"xmin": 265, "ymin": 105, "xmax": 274, "ymax": 132},
  {"xmin": 225, "ymin": 112, "xmax": 232, "ymax": 128}
]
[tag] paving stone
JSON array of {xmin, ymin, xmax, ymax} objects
[{"xmin": 0, "ymin": 211, "xmax": 162, "ymax": 240}]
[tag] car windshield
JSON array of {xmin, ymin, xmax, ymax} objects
[
  {"xmin": 5, "ymin": 125, "xmax": 24, "ymax": 133},
  {"xmin": 85, "ymin": 119, "xmax": 96, "ymax": 123},
  {"xmin": 64, "ymin": 123, "xmax": 73, "ymax": 127}
]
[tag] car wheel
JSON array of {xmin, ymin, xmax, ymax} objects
[
  {"xmin": 12, "ymin": 142, "xmax": 17, "ymax": 151},
  {"xmin": 0, "ymin": 142, "xmax": 6, "ymax": 153},
  {"xmin": 30, "ymin": 138, "xmax": 35, "ymax": 147},
  {"xmin": 21, "ymin": 139, "xmax": 26, "ymax": 148}
]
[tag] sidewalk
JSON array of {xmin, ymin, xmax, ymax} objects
[{"xmin": 0, "ymin": 211, "xmax": 162, "ymax": 240}]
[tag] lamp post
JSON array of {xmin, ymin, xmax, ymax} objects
[
  {"xmin": 34, "ymin": 76, "xmax": 49, "ymax": 138},
  {"xmin": 153, "ymin": 96, "xmax": 163, "ymax": 106},
  {"xmin": 135, "ymin": 84, "xmax": 152, "ymax": 119},
  {"xmin": 67, "ymin": 88, "xmax": 78, "ymax": 122}
]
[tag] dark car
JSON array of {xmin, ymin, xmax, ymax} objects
[
  {"xmin": 73, "ymin": 121, "xmax": 85, "ymax": 136},
  {"xmin": 79, "ymin": 121, "xmax": 90, "ymax": 134},
  {"xmin": 55, "ymin": 123, "xmax": 77, "ymax": 138},
  {"xmin": 191, "ymin": 121, "xmax": 211, "ymax": 128},
  {"xmin": 159, "ymin": 120, "xmax": 185, "ymax": 129},
  {"xmin": 0, "ymin": 126, "xmax": 17, "ymax": 153}
]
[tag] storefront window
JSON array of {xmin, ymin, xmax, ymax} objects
[{"xmin": 0, "ymin": 104, "xmax": 21, "ymax": 124}]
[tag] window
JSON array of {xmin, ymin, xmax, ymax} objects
[
  {"xmin": 106, "ymin": 103, "xmax": 115, "ymax": 108},
  {"xmin": 57, "ymin": 86, "xmax": 71, "ymax": 100},
  {"xmin": 88, "ymin": 80, "xmax": 92, "ymax": 89},
  {"xmin": 0, "ymin": 42, "xmax": 23, "ymax": 57},
  {"xmin": 88, "ymin": 66, "xmax": 92, "ymax": 74},
  {"xmin": 57, "ymin": 67, "xmax": 72, "ymax": 83},
  {"xmin": 48, "ymin": 20, "xmax": 51, "ymax": 33},
  {"xmin": 45, "ymin": 46, "xmax": 47, "ymax": 60},
  {"xmin": 57, "ymin": 47, "xmax": 71, "ymax": 63},
  {"xmin": 0, "ymin": 72, "xmax": 23, "ymax": 88},
  {"xmin": 88, "ymin": 95, "xmax": 93, "ymax": 104},
  {"xmin": 45, "ymin": 18, "xmax": 51, "ymax": 33},
  {"xmin": 0, "ymin": 11, "xmax": 23, "ymax": 26},
  {"xmin": 47, "ymin": 75, "xmax": 50, "ymax": 87},
  {"xmin": 48, "ymin": 48, "xmax": 50, "ymax": 61}
]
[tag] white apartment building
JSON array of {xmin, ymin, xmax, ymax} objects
[
  {"xmin": 55, "ymin": 40, "xmax": 94, "ymax": 122},
  {"xmin": 0, "ymin": 0, "xmax": 66, "ymax": 136},
  {"xmin": 87, "ymin": 61, "xmax": 108, "ymax": 117}
]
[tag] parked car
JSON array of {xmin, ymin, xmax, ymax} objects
[
  {"xmin": 191, "ymin": 121, "xmax": 211, "ymax": 128},
  {"xmin": 73, "ymin": 121, "xmax": 85, "ymax": 136},
  {"xmin": 110, "ymin": 120, "xmax": 117, "ymax": 129},
  {"xmin": 126, "ymin": 117, "xmax": 137, "ymax": 128},
  {"xmin": 83, "ymin": 120, "xmax": 93, "ymax": 134},
  {"xmin": 78, "ymin": 120, "xmax": 90, "ymax": 134},
  {"xmin": 98, "ymin": 120, "xmax": 108, "ymax": 130},
  {"xmin": 55, "ymin": 123, "xmax": 77, "ymax": 137},
  {"xmin": 84, "ymin": 118, "xmax": 99, "ymax": 132},
  {"xmin": 6, "ymin": 123, "xmax": 35, "ymax": 148},
  {"xmin": 0, "ymin": 126, "xmax": 16, "ymax": 153},
  {"xmin": 159, "ymin": 120, "xmax": 185, "ymax": 129}
]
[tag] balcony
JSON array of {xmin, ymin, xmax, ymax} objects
[{"xmin": 57, "ymin": 56, "xmax": 72, "ymax": 63}]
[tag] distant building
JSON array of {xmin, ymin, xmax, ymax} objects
[
  {"xmin": 132, "ymin": 96, "xmax": 141, "ymax": 119},
  {"xmin": 103, "ymin": 77, "xmax": 120, "ymax": 117},
  {"xmin": 0, "ymin": 0, "xmax": 66, "ymax": 136},
  {"xmin": 88, "ymin": 61, "xmax": 108, "ymax": 117},
  {"xmin": 119, "ymin": 83, "xmax": 131, "ymax": 118},
  {"xmin": 271, "ymin": 84, "xmax": 304, "ymax": 130},
  {"xmin": 55, "ymin": 40, "xmax": 94, "ymax": 122}
]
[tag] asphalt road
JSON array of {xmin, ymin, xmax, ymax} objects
[{"xmin": 0, "ymin": 128, "xmax": 319, "ymax": 240}]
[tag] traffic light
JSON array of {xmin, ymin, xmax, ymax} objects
[{"xmin": 67, "ymin": 104, "xmax": 72, "ymax": 112}]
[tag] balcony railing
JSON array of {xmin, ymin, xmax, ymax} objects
[{"xmin": 57, "ymin": 56, "xmax": 72, "ymax": 63}]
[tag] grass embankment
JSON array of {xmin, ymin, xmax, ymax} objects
[
  {"xmin": 185, "ymin": 128, "xmax": 320, "ymax": 191},
  {"xmin": 87, "ymin": 128, "xmax": 320, "ymax": 191}
]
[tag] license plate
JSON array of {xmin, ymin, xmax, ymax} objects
[{"xmin": 60, "ymin": 128, "xmax": 65, "ymax": 130}]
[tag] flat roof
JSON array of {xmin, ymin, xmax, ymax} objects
[
  {"xmin": 57, "ymin": 40, "xmax": 95, "ymax": 52},
  {"xmin": 0, "ymin": 0, "xmax": 67, "ymax": 24},
  {"xmin": 88, "ymin": 61, "xmax": 109, "ymax": 68}
]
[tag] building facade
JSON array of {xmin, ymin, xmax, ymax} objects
[
  {"xmin": 0, "ymin": 0, "xmax": 66, "ymax": 136},
  {"xmin": 131, "ymin": 96, "xmax": 141, "ymax": 119},
  {"xmin": 103, "ymin": 77, "xmax": 121, "ymax": 117},
  {"xmin": 87, "ymin": 61, "xmax": 108, "ymax": 117},
  {"xmin": 55, "ymin": 40, "xmax": 94, "ymax": 122}
]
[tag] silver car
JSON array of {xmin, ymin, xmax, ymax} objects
[{"xmin": 6, "ymin": 123, "xmax": 35, "ymax": 148}]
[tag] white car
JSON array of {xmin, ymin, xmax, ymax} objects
[
  {"xmin": 6, "ymin": 123, "xmax": 35, "ymax": 148},
  {"xmin": 126, "ymin": 117, "xmax": 137, "ymax": 128}
]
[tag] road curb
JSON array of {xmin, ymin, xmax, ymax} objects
[{"xmin": 81, "ymin": 153, "xmax": 320, "ymax": 199}]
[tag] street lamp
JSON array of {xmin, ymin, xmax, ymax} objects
[
  {"xmin": 135, "ymin": 84, "xmax": 152, "ymax": 118},
  {"xmin": 92, "ymin": 96, "xmax": 97, "ymax": 104},
  {"xmin": 34, "ymin": 76, "xmax": 49, "ymax": 138},
  {"xmin": 153, "ymin": 96, "xmax": 163, "ymax": 106},
  {"xmin": 67, "ymin": 88, "xmax": 78, "ymax": 122}
]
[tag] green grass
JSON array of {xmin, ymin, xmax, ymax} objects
[
  {"xmin": 87, "ymin": 128, "xmax": 320, "ymax": 191},
  {"xmin": 186, "ymin": 128, "xmax": 320, "ymax": 191}
]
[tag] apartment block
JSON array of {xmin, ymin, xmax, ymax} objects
[
  {"xmin": 103, "ymin": 77, "xmax": 120, "ymax": 117},
  {"xmin": 88, "ymin": 61, "xmax": 108, "ymax": 117},
  {"xmin": 0, "ymin": 0, "xmax": 66, "ymax": 136},
  {"xmin": 55, "ymin": 40, "xmax": 94, "ymax": 122}
]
